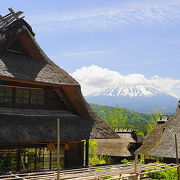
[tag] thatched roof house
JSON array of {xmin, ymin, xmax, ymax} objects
[
  {"xmin": 0, "ymin": 9, "xmax": 117, "ymax": 172},
  {"xmin": 156, "ymin": 114, "xmax": 172, "ymax": 124},
  {"xmin": 136, "ymin": 102, "xmax": 180, "ymax": 160},
  {"xmin": 0, "ymin": 10, "xmax": 116, "ymax": 142},
  {"xmin": 96, "ymin": 129, "xmax": 141, "ymax": 163}
]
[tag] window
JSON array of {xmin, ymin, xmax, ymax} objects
[
  {"xmin": 16, "ymin": 88, "xmax": 30, "ymax": 104},
  {"xmin": 31, "ymin": 90, "xmax": 44, "ymax": 105},
  {"xmin": 16, "ymin": 88, "xmax": 44, "ymax": 105},
  {"xmin": 0, "ymin": 86, "xmax": 13, "ymax": 103},
  {"xmin": 0, "ymin": 85, "xmax": 45, "ymax": 106}
]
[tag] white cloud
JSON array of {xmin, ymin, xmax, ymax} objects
[
  {"xmin": 29, "ymin": 0, "xmax": 180, "ymax": 32},
  {"xmin": 71, "ymin": 65, "xmax": 180, "ymax": 98}
]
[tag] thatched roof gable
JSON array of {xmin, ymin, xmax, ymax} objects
[
  {"xmin": 136, "ymin": 104, "xmax": 180, "ymax": 158},
  {"xmin": 0, "ymin": 19, "xmax": 34, "ymax": 54},
  {"xmin": 0, "ymin": 18, "xmax": 79, "ymax": 86}
]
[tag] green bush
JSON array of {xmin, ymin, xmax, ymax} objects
[
  {"xmin": 89, "ymin": 140, "xmax": 111, "ymax": 165},
  {"xmin": 121, "ymin": 159, "xmax": 130, "ymax": 164},
  {"xmin": 149, "ymin": 167, "xmax": 177, "ymax": 180},
  {"xmin": 102, "ymin": 177, "xmax": 113, "ymax": 179}
]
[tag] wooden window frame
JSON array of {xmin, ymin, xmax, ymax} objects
[
  {"xmin": 0, "ymin": 86, "xmax": 13, "ymax": 103},
  {"xmin": 0, "ymin": 85, "xmax": 45, "ymax": 107}
]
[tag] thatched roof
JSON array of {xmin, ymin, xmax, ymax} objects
[
  {"xmin": 136, "ymin": 105, "xmax": 180, "ymax": 158},
  {"xmin": 0, "ymin": 11, "xmax": 118, "ymax": 141},
  {"xmin": 0, "ymin": 52, "xmax": 78, "ymax": 86},
  {"xmin": 0, "ymin": 18, "xmax": 79, "ymax": 86},
  {"xmin": 0, "ymin": 107, "xmax": 116, "ymax": 144},
  {"xmin": 96, "ymin": 132, "xmax": 136, "ymax": 157}
]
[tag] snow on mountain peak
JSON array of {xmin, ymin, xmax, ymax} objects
[{"xmin": 88, "ymin": 86, "xmax": 160, "ymax": 97}]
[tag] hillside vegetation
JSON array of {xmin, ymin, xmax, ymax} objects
[{"xmin": 90, "ymin": 104, "xmax": 160, "ymax": 136}]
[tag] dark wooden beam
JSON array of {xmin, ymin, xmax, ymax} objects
[
  {"xmin": 85, "ymin": 140, "xmax": 89, "ymax": 167},
  {"xmin": 49, "ymin": 150, "xmax": 52, "ymax": 170},
  {"xmin": 34, "ymin": 148, "xmax": 37, "ymax": 170},
  {"xmin": 0, "ymin": 76, "xmax": 79, "ymax": 88},
  {"xmin": 43, "ymin": 148, "xmax": 45, "ymax": 170},
  {"xmin": 0, "ymin": 143, "xmax": 47, "ymax": 150},
  {"xmin": 16, "ymin": 149, "xmax": 21, "ymax": 172}
]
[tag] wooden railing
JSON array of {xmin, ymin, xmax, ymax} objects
[{"xmin": 0, "ymin": 163, "xmax": 178, "ymax": 180}]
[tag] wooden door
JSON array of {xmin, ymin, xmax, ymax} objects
[{"xmin": 64, "ymin": 142, "xmax": 84, "ymax": 168}]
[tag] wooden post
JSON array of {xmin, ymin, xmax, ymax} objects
[
  {"xmin": 16, "ymin": 149, "xmax": 21, "ymax": 172},
  {"xmin": 175, "ymin": 134, "xmax": 180, "ymax": 180},
  {"xmin": 49, "ymin": 150, "xmax": 52, "ymax": 170},
  {"xmin": 27, "ymin": 149, "xmax": 29, "ymax": 170},
  {"xmin": 134, "ymin": 154, "xmax": 140, "ymax": 180},
  {"xmin": 34, "ymin": 148, "xmax": 37, "ymax": 170},
  {"xmin": 57, "ymin": 119, "xmax": 60, "ymax": 180},
  {"xmin": 43, "ymin": 148, "xmax": 45, "ymax": 170},
  {"xmin": 134, "ymin": 154, "xmax": 138, "ymax": 173},
  {"xmin": 85, "ymin": 139, "xmax": 89, "ymax": 166}
]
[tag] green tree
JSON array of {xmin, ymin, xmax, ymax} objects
[
  {"xmin": 145, "ymin": 110, "xmax": 162, "ymax": 134},
  {"xmin": 90, "ymin": 104, "xmax": 164, "ymax": 136},
  {"xmin": 107, "ymin": 104, "xmax": 127, "ymax": 128},
  {"xmin": 145, "ymin": 116, "xmax": 156, "ymax": 134},
  {"xmin": 89, "ymin": 140, "xmax": 108, "ymax": 165}
]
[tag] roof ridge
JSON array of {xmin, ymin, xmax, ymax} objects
[{"xmin": 0, "ymin": 8, "xmax": 24, "ymax": 30}]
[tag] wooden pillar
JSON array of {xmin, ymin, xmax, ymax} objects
[
  {"xmin": 43, "ymin": 148, "xmax": 45, "ymax": 170},
  {"xmin": 134, "ymin": 154, "xmax": 140, "ymax": 180},
  {"xmin": 136, "ymin": 174, "xmax": 141, "ymax": 180},
  {"xmin": 57, "ymin": 118, "xmax": 60, "ymax": 180},
  {"xmin": 85, "ymin": 139, "xmax": 89, "ymax": 167},
  {"xmin": 175, "ymin": 134, "xmax": 180, "ymax": 180},
  {"xmin": 16, "ymin": 149, "xmax": 21, "ymax": 172},
  {"xmin": 49, "ymin": 150, "xmax": 52, "ymax": 170},
  {"xmin": 134, "ymin": 154, "xmax": 138, "ymax": 173},
  {"xmin": 27, "ymin": 149, "xmax": 29, "ymax": 170},
  {"xmin": 34, "ymin": 148, "xmax": 37, "ymax": 170}
]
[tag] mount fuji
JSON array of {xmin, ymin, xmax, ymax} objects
[{"xmin": 85, "ymin": 86, "xmax": 178, "ymax": 113}]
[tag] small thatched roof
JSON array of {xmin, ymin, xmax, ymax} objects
[
  {"xmin": 136, "ymin": 104, "xmax": 180, "ymax": 158},
  {"xmin": 96, "ymin": 132, "xmax": 136, "ymax": 157}
]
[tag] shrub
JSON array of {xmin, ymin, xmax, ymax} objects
[
  {"xmin": 149, "ymin": 167, "xmax": 177, "ymax": 180},
  {"xmin": 89, "ymin": 140, "xmax": 111, "ymax": 165}
]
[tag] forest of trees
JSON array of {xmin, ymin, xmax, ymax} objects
[{"xmin": 90, "ymin": 104, "xmax": 161, "ymax": 136}]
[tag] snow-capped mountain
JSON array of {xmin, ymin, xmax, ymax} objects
[
  {"xmin": 86, "ymin": 86, "xmax": 178, "ymax": 113},
  {"xmin": 90, "ymin": 86, "xmax": 160, "ymax": 97}
]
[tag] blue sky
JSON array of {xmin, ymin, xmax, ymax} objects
[{"xmin": 1, "ymin": 0, "xmax": 180, "ymax": 96}]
